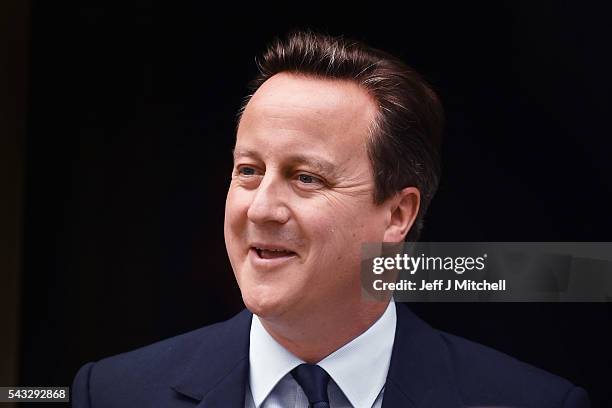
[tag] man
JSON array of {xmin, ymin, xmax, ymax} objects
[{"xmin": 72, "ymin": 31, "xmax": 589, "ymax": 407}]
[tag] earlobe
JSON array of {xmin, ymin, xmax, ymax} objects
[{"xmin": 382, "ymin": 187, "xmax": 420, "ymax": 242}]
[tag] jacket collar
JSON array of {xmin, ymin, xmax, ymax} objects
[
  {"xmin": 382, "ymin": 303, "xmax": 463, "ymax": 408},
  {"xmin": 171, "ymin": 309, "xmax": 252, "ymax": 408},
  {"xmin": 170, "ymin": 304, "xmax": 462, "ymax": 408}
]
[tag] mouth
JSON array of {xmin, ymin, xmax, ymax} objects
[
  {"xmin": 248, "ymin": 243, "xmax": 298, "ymax": 267},
  {"xmin": 251, "ymin": 246, "xmax": 297, "ymax": 259}
]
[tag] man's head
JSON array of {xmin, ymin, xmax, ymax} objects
[{"xmin": 224, "ymin": 31, "xmax": 443, "ymax": 320}]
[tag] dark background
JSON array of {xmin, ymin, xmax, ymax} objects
[{"xmin": 10, "ymin": 1, "xmax": 612, "ymax": 406}]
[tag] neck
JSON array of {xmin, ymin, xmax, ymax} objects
[{"xmin": 258, "ymin": 300, "xmax": 390, "ymax": 363}]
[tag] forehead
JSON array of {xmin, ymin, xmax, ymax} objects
[
  {"xmin": 247, "ymin": 73, "xmax": 376, "ymax": 119},
  {"xmin": 237, "ymin": 73, "xmax": 378, "ymax": 158}
]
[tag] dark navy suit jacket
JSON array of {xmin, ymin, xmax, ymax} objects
[{"xmin": 72, "ymin": 304, "xmax": 589, "ymax": 407}]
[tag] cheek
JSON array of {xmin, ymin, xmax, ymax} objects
[
  {"xmin": 300, "ymin": 199, "xmax": 381, "ymax": 263},
  {"xmin": 311, "ymin": 198, "xmax": 382, "ymax": 237},
  {"xmin": 224, "ymin": 186, "xmax": 250, "ymax": 230},
  {"xmin": 224, "ymin": 187, "xmax": 252, "ymax": 269}
]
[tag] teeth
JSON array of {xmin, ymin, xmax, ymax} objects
[{"xmin": 256, "ymin": 247, "xmax": 289, "ymax": 252}]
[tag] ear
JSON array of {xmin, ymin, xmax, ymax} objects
[{"xmin": 382, "ymin": 187, "xmax": 420, "ymax": 242}]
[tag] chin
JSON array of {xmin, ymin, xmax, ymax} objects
[{"xmin": 240, "ymin": 287, "xmax": 290, "ymax": 319}]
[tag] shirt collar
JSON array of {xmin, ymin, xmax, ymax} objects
[
  {"xmin": 249, "ymin": 313, "xmax": 303, "ymax": 407},
  {"xmin": 249, "ymin": 301, "xmax": 397, "ymax": 408}
]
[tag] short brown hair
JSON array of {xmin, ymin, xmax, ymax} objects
[{"xmin": 238, "ymin": 30, "xmax": 443, "ymax": 241}]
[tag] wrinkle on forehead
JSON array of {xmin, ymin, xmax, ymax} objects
[{"xmin": 235, "ymin": 73, "xmax": 380, "ymax": 192}]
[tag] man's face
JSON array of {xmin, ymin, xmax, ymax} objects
[{"xmin": 224, "ymin": 73, "xmax": 389, "ymax": 321}]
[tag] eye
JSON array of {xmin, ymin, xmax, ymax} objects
[
  {"xmin": 298, "ymin": 174, "xmax": 317, "ymax": 184},
  {"xmin": 296, "ymin": 173, "xmax": 325, "ymax": 187},
  {"xmin": 237, "ymin": 166, "xmax": 258, "ymax": 176}
]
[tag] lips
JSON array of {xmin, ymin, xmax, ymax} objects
[{"xmin": 250, "ymin": 243, "xmax": 298, "ymax": 261}]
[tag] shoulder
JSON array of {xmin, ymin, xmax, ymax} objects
[
  {"xmin": 94, "ymin": 310, "xmax": 247, "ymax": 379},
  {"xmin": 436, "ymin": 329, "xmax": 589, "ymax": 407},
  {"xmin": 72, "ymin": 309, "xmax": 252, "ymax": 407},
  {"xmin": 391, "ymin": 304, "xmax": 589, "ymax": 407}
]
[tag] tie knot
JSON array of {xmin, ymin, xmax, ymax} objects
[{"xmin": 291, "ymin": 364, "xmax": 331, "ymax": 406}]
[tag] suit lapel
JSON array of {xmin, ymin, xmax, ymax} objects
[
  {"xmin": 171, "ymin": 309, "xmax": 252, "ymax": 408},
  {"xmin": 382, "ymin": 304, "xmax": 464, "ymax": 408}
]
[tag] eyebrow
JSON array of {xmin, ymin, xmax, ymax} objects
[{"xmin": 232, "ymin": 148, "xmax": 337, "ymax": 176}]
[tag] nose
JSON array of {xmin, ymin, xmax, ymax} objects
[{"xmin": 246, "ymin": 172, "xmax": 291, "ymax": 225}]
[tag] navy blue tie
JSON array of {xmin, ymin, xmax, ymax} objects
[{"xmin": 291, "ymin": 364, "xmax": 331, "ymax": 408}]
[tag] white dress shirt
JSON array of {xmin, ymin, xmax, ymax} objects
[{"xmin": 245, "ymin": 301, "xmax": 397, "ymax": 408}]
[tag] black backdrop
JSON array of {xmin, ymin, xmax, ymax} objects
[{"xmin": 20, "ymin": 2, "xmax": 612, "ymax": 406}]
